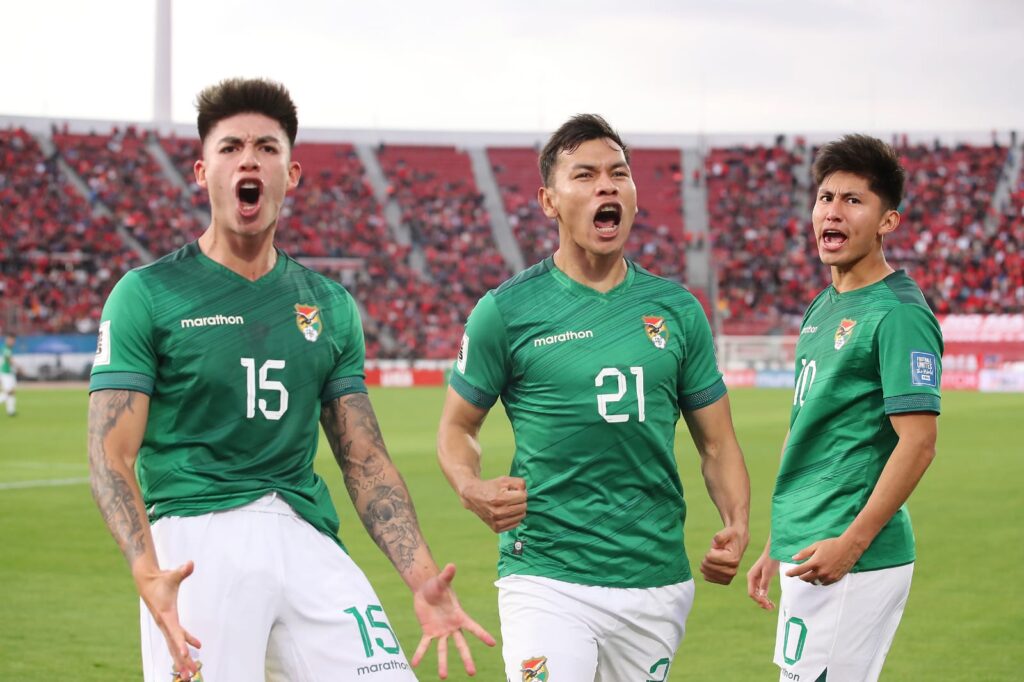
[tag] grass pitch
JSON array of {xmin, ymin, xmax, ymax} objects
[{"xmin": 0, "ymin": 386, "xmax": 1021, "ymax": 680}]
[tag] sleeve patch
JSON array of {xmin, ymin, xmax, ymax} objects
[
  {"xmin": 94, "ymin": 320, "xmax": 111, "ymax": 367},
  {"xmin": 457, "ymin": 333, "xmax": 469, "ymax": 374},
  {"xmin": 910, "ymin": 351, "xmax": 938, "ymax": 387}
]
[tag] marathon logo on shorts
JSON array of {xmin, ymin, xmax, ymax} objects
[
  {"xmin": 357, "ymin": 659, "xmax": 410, "ymax": 676},
  {"xmin": 643, "ymin": 316, "xmax": 669, "ymax": 349},
  {"xmin": 834, "ymin": 319, "xmax": 856, "ymax": 350},
  {"xmin": 295, "ymin": 304, "xmax": 322, "ymax": 342},
  {"xmin": 911, "ymin": 351, "xmax": 938, "ymax": 386},
  {"xmin": 521, "ymin": 656, "xmax": 549, "ymax": 681}
]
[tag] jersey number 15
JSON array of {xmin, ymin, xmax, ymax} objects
[{"xmin": 240, "ymin": 358, "xmax": 289, "ymax": 420}]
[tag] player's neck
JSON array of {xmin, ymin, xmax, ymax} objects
[
  {"xmin": 552, "ymin": 248, "xmax": 627, "ymax": 293},
  {"xmin": 830, "ymin": 251, "xmax": 894, "ymax": 293},
  {"xmin": 198, "ymin": 224, "xmax": 278, "ymax": 281}
]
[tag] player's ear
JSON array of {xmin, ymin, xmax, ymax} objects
[
  {"xmin": 539, "ymin": 185, "xmax": 558, "ymax": 219},
  {"xmin": 287, "ymin": 160, "xmax": 302, "ymax": 191},
  {"xmin": 194, "ymin": 159, "xmax": 207, "ymax": 188},
  {"xmin": 878, "ymin": 208, "xmax": 900, "ymax": 236}
]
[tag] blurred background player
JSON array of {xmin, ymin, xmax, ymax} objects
[
  {"xmin": 87, "ymin": 77, "xmax": 493, "ymax": 682},
  {"xmin": 437, "ymin": 114, "xmax": 751, "ymax": 681},
  {"xmin": 747, "ymin": 134, "xmax": 942, "ymax": 682},
  {"xmin": 0, "ymin": 334, "xmax": 16, "ymax": 416}
]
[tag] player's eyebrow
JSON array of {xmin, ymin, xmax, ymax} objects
[
  {"xmin": 216, "ymin": 135, "xmax": 281, "ymax": 147},
  {"xmin": 569, "ymin": 161, "xmax": 629, "ymax": 172}
]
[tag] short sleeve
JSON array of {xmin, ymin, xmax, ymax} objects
[
  {"xmin": 677, "ymin": 299, "xmax": 727, "ymax": 411},
  {"xmin": 877, "ymin": 303, "xmax": 943, "ymax": 415},
  {"xmin": 89, "ymin": 271, "xmax": 157, "ymax": 395},
  {"xmin": 321, "ymin": 288, "xmax": 368, "ymax": 402},
  {"xmin": 449, "ymin": 293, "xmax": 511, "ymax": 409}
]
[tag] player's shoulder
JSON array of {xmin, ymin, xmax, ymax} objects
[
  {"xmin": 880, "ymin": 270, "xmax": 932, "ymax": 310},
  {"xmin": 491, "ymin": 257, "xmax": 555, "ymax": 300},
  {"xmin": 631, "ymin": 261, "xmax": 704, "ymax": 309},
  {"xmin": 279, "ymin": 251, "xmax": 354, "ymax": 299}
]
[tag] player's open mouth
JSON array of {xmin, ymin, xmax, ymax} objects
[
  {"xmin": 593, "ymin": 203, "xmax": 622, "ymax": 237},
  {"xmin": 821, "ymin": 228, "xmax": 848, "ymax": 251},
  {"xmin": 236, "ymin": 179, "xmax": 263, "ymax": 218}
]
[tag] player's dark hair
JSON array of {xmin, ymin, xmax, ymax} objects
[
  {"xmin": 196, "ymin": 78, "xmax": 298, "ymax": 147},
  {"xmin": 539, "ymin": 114, "xmax": 630, "ymax": 187},
  {"xmin": 812, "ymin": 134, "xmax": 905, "ymax": 211}
]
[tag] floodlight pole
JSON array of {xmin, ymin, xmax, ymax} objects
[{"xmin": 154, "ymin": 0, "xmax": 172, "ymax": 129}]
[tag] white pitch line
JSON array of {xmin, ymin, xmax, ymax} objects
[{"xmin": 0, "ymin": 476, "xmax": 90, "ymax": 491}]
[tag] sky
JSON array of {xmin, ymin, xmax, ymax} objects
[{"xmin": 3, "ymin": 0, "xmax": 1023, "ymax": 136}]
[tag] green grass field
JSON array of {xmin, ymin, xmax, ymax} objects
[{"xmin": 1, "ymin": 386, "xmax": 1021, "ymax": 680}]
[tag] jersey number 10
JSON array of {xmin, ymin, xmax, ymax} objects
[{"xmin": 240, "ymin": 358, "xmax": 289, "ymax": 420}]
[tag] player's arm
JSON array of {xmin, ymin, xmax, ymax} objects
[
  {"xmin": 320, "ymin": 392, "xmax": 494, "ymax": 678},
  {"xmin": 87, "ymin": 389, "xmax": 201, "ymax": 681},
  {"xmin": 681, "ymin": 394, "xmax": 751, "ymax": 585},
  {"xmin": 787, "ymin": 413, "xmax": 937, "ymax": 585},
  {"xmin": 437, "ymin": 386, "xmax": 527, "ymax": 533}
]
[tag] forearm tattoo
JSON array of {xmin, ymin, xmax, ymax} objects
[
  {"xmin": 322, "ymin": 394, "xmax": 423, "ymax": 571},
  {"xmin": 87, "ymin": 391, "xmax": 147, "ymax": 564}
]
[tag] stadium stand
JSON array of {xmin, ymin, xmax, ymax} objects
[
  {"xmin": 1, "ymin": 127, "xmax": 137, "ymax": 334},
  {"xmin": 53, "ymin": 127, "xmax": 204, "ymax": 257},
  {"xmin": 706, "ymin": 142, "xmax": 819, "ymax": 334},
  {"xmin": 4, "ymin": 122, "xmax": 1022, "ymax": 357}
]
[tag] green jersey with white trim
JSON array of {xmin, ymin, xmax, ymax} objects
[
  {"xmin": 771, "ymin": 270, "xmax": 943, "ymax": 571},
  {"xmin": 90, "ymin": 242, "xmax": 366, "ymax": 548},
  {"xmin": 1, "ymin": 346, "xmax": 11, "ymax": 374},
  {"xmin": 451, "ymin": 257, "xmax": 726, "ymax": 588}
]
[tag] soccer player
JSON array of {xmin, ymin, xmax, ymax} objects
[
  {"xmin": 87, "ymin": 77, "xmax": 493, "ymax": 682},
  {"xmin": 0, "ymin": 334, "xmax": 16, "ymax": 416},
  {"xmin": 437, "ymin": 114, "xmax": 751, "ymax": 680},
  {"xmin": 746, "ymin": 134, "xmax": 942, "ymax": 682}
]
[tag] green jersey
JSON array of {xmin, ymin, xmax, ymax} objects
[
  {"xmin": 89, "ymin": 242, "xmax": 367, "ymax": 548},
  {"xmin": 771, "ymin": 271, "xmax": 943, "ymax": 571},
  {"xmin": 1, "ymin": 346, "xmax": 11, "ymax": 374},
  {"xmin": 451, "ymin": 258, "xmax": 726, "ymax": 588}
]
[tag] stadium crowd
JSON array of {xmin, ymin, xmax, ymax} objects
[{"xmin": 3, "ymin": 125, "xmax": 1020, "ymax": 352}]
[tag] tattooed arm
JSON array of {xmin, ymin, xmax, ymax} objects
[
  {"xmin": 87, "ymin": 390, "xmax": 201, "ymax": 681},
  {"xmin": 321, "ymin": 393, "xmax": 494, "ymax": 678}
]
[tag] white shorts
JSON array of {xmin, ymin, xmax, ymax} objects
[
  {"xmin": 497, "ymin": 574, "xmax": 695, "ymax": 682},
  {"xmin": 142, "ymin": 493, "xmax": 415, "ymax": 682},
  {"xmin": 0, "ymin": 373, "xmax": 14, "ymax": 392},
  {"xmin": 774, "ymin": 562, "xmax": 914, "ymax": 682}
]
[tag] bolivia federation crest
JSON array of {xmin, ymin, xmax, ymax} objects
[
  {"xmin": 643, "ymin": 315, "xmax": 669, "ymax": 349},
  {"xmin": 295, "ymin": 304, "xmax": 322, "ymax": 343},
  {"xmin": 834, "ymin": 318, "xmax": 857, "ymax": 350},
  {"xmin": 521, "ymin": 656, "xmax": 549, "ymax": 681}
]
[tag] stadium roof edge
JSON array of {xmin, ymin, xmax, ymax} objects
[{"xmin": 2, "ymin": 114, "xmax": 1017, "ymax": 149}]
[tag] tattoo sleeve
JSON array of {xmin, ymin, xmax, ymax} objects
[
  {"xmin": 87, "ymin": 390, "xmax": 149, "ymax": 565},
  {"xmin": 321, "ymin": 393, "xmax": 425, "ymax": 572}
]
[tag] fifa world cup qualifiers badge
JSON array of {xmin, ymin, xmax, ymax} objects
[
  {"xmin": 643, "ymin": 315, "xmax": 669, "ymax": 349},
  {"xmin": 295, "ymin": 303, "xmax": 322, "ymax": 342}
]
